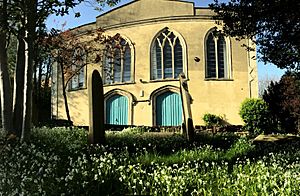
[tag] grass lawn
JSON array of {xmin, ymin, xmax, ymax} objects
[{"xmin": 0, "ymin": 127, "xmax": 299, "ymax": 195}]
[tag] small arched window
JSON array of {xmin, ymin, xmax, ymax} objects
[
  {"xmin": 70, "ymin": 47, "xmax": 86, "ymax": 90},
  {"xmin": 151, "ymin": 29, "xmax": 184, "ymax": 80},
  {"xmin": 103, "ymin": 38, "xmax": 133, "ymax": 85},
  {"xmin": 205, "ymin": 31, "xmax": 230, "ymax": 79}
]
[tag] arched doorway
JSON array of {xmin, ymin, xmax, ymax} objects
[
  {"xmin": 106, "ymin": 94, "xmax": 128, "ymax": 125},
  {"xmin": 156, "ymin": 91, "xmax": 182, "ymax": 126}
]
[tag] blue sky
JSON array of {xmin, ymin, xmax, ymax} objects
[{"xmin": 46, "ymin": 0, "xmax": 285, "ymax": 81}]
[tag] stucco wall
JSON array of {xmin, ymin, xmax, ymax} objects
[
  {"xmin": 96, "ymin": 0, "xmax": 194, "ymax": 28},
  {"xmin": 52, "ymin": 0, "xmax": 258, "ymax": 126}
]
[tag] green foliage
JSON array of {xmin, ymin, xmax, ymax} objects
[
  {"xmin": 136, "ymin": 137, "xmax": 254, "ymax": 166},
  {"xmin": 7, "ymin": 35, "xmax": 17, "ymax": 76},
  {"xmin": 30, "ymin": 127, "xmax": 88, "ymax": 154},
  {"xmin": 106, "ymin": 130, "xmax": 187, "ymax": 155},
  {"xmin": 0, "ymin": 127, "xmax": 300, "ymax": 195},
  {"xmin": 225, "ymin": 138, "xmax": 254, "ymax": 160},
  {"xmin": 239, "ymin": 98, "xmax": 272, "ymax": 135},
  {"xmin": 119, "ymin": 127, "xmax": 148, "ymax": 135},
  {"xmin": 210, "ymin": 0, "xmax": 300, "ymax": 70},
  {"xmin": 263, "ymin": 72, "xmax": 300, "ymax": 133},
  {"xmin": 203, "ymin": 113, "xmax": 223, "ymax": 127}
]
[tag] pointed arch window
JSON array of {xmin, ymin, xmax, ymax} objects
[
  {"xmin": 206, "ymin": 31, "xmax": 230, "ymax": 79},
  {"xmin": 151, "ymin": 29, "xmax": 184, "ymax": 80},
  {"xmin": 103, "ymin": 38, "xmax": 133, "ymax": 85},
  {"xmin": 70, "ymin": 47, "xmax": 86, "ymax": 90}
]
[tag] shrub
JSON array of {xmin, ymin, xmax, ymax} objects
[
  {"xmin": 106, "ymin": 131, "xmax": 187, "ymax": 155},
  {"xmin": 239, "ymin": 98, "xmax": 272, "ymax": 135},
  {"xmin": 119, "ymin": 127, "xmax": 148, "ymax": 135},
  {"xmin": 30, "ymin": 127, "xmax": 88, "ymax": 154},
  {"xmin": 202, "ymin": 113, "xmax": 223, "ymax": 127}
]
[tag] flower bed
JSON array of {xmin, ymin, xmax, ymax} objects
[{"xmin": 0, "ymin": 127, "xmax": 299, "ymax": 195}]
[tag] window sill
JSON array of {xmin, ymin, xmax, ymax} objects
[
  {"xmin": 204, "ymin": 78, "xmax": 233, "ymax": 81},
  {"xmin": 149, "ymin": 78, "xmax": 182, "ymax": 83},
  {"xmin": 68, "ymin": 87, "xmax": 87, "ymax": 92},
  {"xmin": 103, "ymin": 81, "xmax": 136, "ymax": 87}
]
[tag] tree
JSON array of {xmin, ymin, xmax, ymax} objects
[
  {"xmin": 45, "ymin": 29, "xmax": 88, "ymax": 125},
  {"xmin": 32, "ymin": 33, "xmax": 53, "ymax": 124},
  {"xmin": 263, "ymin": 72, "xmax": 300, "ymax": 133},
  {"xmin": 210, "ymin": 0, "xmax": 300, "ymax": 70},
  {"xmin": 45, "ymin": 28, "xmax": 124, "ymax": 125},
  {"xmin": 0, "ymin": 0, "xmax": 13, "ymax": 133},
  {"xmin": 258, "ymin": 75, "xmax": 280, "ymax": 97},
  {"xmin": 0, "ymin": 0, "xmax": 120, "ymax": 141},
  {"xmin": 7, "ymin": 35, "xmax": 17, "ymax": 75}
]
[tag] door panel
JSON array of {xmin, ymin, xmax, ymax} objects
[
  {"xmin": 106, "ymin": 95, "xmax": 128, "ymax": 125},
  {"xmin": 156, "ymin": 92, "xmax": 182, "ymax": 126}
]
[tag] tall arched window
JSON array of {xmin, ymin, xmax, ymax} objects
[
  {"xmin": 205, "ymin": 31, "xmax": 230, "ymax": 79},
  {"xmin": 151, "ymin": 28, "xmax": 184, "ymax": 80},
  {"xmin": 103, "ymin": 38, "xmax": 133, "ymax": 85},
  {"xmin": 70, "ymin": 47, "xmax": 86, "ymax": 90}
]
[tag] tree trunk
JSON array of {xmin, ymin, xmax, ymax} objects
[
  {"xmin": 0, "ymin": 32, "xmax": 13, "ymax": 134},
  {"xmin": 31, "ymin": 60, "xmax": 40, "ymax": 125},
  {"xmin": 60, "ymin": 59, "xmax": 72, "ymax": 125},
  {"xmin": 13, "ymin": 29, "xmax": 25, "ymax": 137},
  {"xmin": 21, "ymin": 0, "xmax": 37, "ymax": 141},
  {"xmin": 34, "ymin": 61, "xmax": 43, "ymax": 123},
  {"xmin": 44, "ymin": 58, "xmax": 51, "ymax": 91},
  {"xmin": 37, "ymin": 61, "xmax": 42, "ymax": 101},
  {"xmin": 0, "ymin": 0, "xmax": 13, "ymax": 134}
]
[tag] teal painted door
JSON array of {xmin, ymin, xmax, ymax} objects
[
  {"xmin": 106, "ymin": 95, "xmax": 128, "ymax": 125},
  {"xmin": 156, "ymin": 92, "xmax": 182, "ymax": 126}
]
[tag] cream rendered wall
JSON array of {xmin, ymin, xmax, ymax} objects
[
  {"xmin": 101, "ymin": 21, "xmax": 256, "ymax": 126},
  {"xmin": 53, "ymin": 0, "xmax": 258, "ymax": 126},
  {"xmin": 96, "ymin": 0, "xmax": 194, "ymax": 27}
]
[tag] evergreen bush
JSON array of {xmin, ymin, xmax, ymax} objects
[
  {"xmin": 202, "ymin": 113, "xmax": 223, "ymax": 127},
  {"xmin": 239, "ymin": 98, "xmax": 272, "ymax": 135}
]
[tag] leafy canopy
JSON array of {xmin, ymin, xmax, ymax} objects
[
  {"xmin": 263, "ymin": 72, "xmax": 300, "ymax": 133},
  {"xmin": 210, "ymin": 0, "xmax": 300, "ymax": 71}
]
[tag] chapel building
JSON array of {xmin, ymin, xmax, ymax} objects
[{"xmin": 51, "ymin": 0, "xmax": 258, "ymax": 126}]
